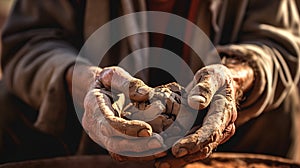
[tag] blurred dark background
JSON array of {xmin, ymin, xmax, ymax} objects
[
  {"xmin": 0, "ymin": 0, "xmax": 300, "ymax": 164},
  {"xmin": 0, "ymin": 0, "xmax": 14, "ymax": 80}
]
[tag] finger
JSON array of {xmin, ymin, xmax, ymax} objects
[
  {"xmin": 102, "ymin": 133, "xmax": 165, "ymax": 154},
  {"xmin": 156, "ymin": 82, "xmax": 183, "ymax": 116},
  {"xmin": 187, "ymin": 65, "xmax": 229, "ymax": 110},
  {"xmin": 110, "ymin": 151, "xmax": 167, "ymax": 162},
  {"xmin": 219, "ymin": 123, "xmax": 235, "ymax": 144},
  {"xmin": 125, "ymin": 100, "xmax": 166, "ymax": 121},
  {"xmin": 83, "ymin": 89, "xmax": 153, "ymax": 138},
  {"xmin": 98, "ymin": 66, "xmax": 153, "ymax": 101},
  {"xmin": 147, "ymin": 115, "xmax": 166, "ymax": 133},
  {"xmin": 165, "ymin": 93, "xmax": 181, "ymax": 116},
  {"xmin": 172, "ymin": 93, "xmax": 237, "ymax": 158},
  {"xmin": 163, "ymin": 82, "xmax": 185, "ymax": 96}
]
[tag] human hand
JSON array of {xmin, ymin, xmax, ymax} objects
[
  {"xmin": 156, "ymin": 62, "xmax": 254, "ymax": 167},
  {"xmin": 174, "ymin": 64, "xmax": 238, "ymax": 157},
  {"xmin": 112, "ymin": 82, "xmax": 187, "ymax": 161},
  {"xmin": 81, "ymin": 66, "xmax": 167, "ymax": 161}
]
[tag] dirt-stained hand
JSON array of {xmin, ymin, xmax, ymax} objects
[
  {"xmin": 156, "ymin": 64, "xmax": 238, "ymax": 168},
  {"xmin": 82, "ymin": 66, "xmax": 166, "ymax": 161}
]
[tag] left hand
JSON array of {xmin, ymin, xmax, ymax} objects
[
  {"xmin": 156, "ymin": 61, "xmax": 254, "ymax": 167},
  {"xmin": 81, "ymin": 66, "xmax": 167, "ymax": 161}
]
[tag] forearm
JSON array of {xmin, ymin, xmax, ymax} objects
[
  {"xmin": 65, "ymin": 64, "xmax": 103, "ymax": 108},
  {"xmin": 2, "ymin": 40, "xmax": 79, "ymax": 108},
  {"xmin": 0, "ymin": 0, "xmax": 85, "ymax": 135},
  {"xmin": 213, "ymin": 0, "xmax": 300, "ymax": 126},
  {"xmin": 1, "ymin": 0, "xmax": 82, "ymax": 108}
]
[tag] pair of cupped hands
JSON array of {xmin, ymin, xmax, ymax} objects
[{"xmin": 67, "ymin": 58, "xmax": 254, "ymax": 168}]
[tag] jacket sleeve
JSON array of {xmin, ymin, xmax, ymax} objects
[
  {"xmin": 217, "ymin": 0, "xmax": 300, "ymax": 125},
  {"xmin": 1, "ymin": 0, "xmax": 89, "ymax": 135}
]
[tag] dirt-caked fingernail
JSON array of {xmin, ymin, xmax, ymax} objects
[
  {"xmin": 188, "ymin": 95, "xmax": 207, "ymax": 109},
  {"xmin": 137, "ymin": 86, "xmax": 150, "ymax": 95},
  {"xmin": 190, "ymin": 95, "xmax": 206, "ymax": 103},
  {"xmin": 176, "ymin": 148, "xmax": 188, "ymax": 157},
  {"xmin": 148, "ymin": 138, "xmax": 162, "ymax": 149},
  {"xmin": 138, "ymin": 129, "xmax": 151, "ymax": 137},
  {"xmin": 201, "ymin": 146, "xmax": 210, "ymax": 155}
]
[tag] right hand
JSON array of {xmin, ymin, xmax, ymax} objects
[{"xmin": 81, "ymin": 66, "xmax": 166, "ymax": 161}]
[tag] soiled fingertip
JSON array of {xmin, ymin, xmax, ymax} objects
[
  {"xmin": 138, "ymin": 129, "xmax": 152, "ymax": 137},
  {"xmin": 202, "ymin": 147, "xmax": 209, "ymax": 154},
  {"xmin": 137, "ymin": 85, "xmax": 151, "ymax": 95},
  {"xmin": 200, "ymin": 146, "xmax": 211, "ymax": 158},
  {"xmin": 175, "ymin": 148, "xmax": 188, "ymax": 158}
]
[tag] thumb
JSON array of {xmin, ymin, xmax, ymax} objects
[
  {"xmin": 187, "ymin": 65, "xmax": 229, "ymax": 110},
  {"xmin": 97, "ymin": 66, "xmax": 153, "ymax": 101}
]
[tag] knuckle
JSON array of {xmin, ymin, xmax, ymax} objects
[{"xmin": 176, "ymin": 135, "xmax": 199, "ymax": 151}]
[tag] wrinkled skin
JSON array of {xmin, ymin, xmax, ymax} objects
[
  {"xmin": 156, "ymin": 62, "xmax": 254, "ymax": 168},
  {"xmin": 108, "ymin": 65, "xmax": 239, "ymax": 164},
  {"xmin": 122, "ymin": 83, "xmax": 184, "ymax": 133},
  {"xmin": 82, "ymin": 66, "xmax": 168, "ymax": 161},
  {"xmin": 82, "ymin": 67, "xmax": 193, "ymax": 161},
  {"xmin": 80, "ymin": 60, "xmax": 254, "ymax": 165},
  {"xmin": 174, "ymin": 65, "xmax": 237, "ymax": 157},
  {"xmin": 110, "ymin": 82, "xmax": 187, "ymax": 161}
]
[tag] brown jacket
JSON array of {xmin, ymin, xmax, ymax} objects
[{"xmin": 1, "ymin": 0, "xmax": 300, "ymax": 161}]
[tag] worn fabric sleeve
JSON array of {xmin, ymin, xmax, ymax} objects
[
  {"xmin": 1, "ymin": 0, "xmax": 89, "ymax": 135},
  {"xmin": 217, "ymin": 0, "xmax": 300, "ymax": 125}
]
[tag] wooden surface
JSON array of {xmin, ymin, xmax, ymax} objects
[
  {"xmin": 0, "ymin": 153, "xmax": 299, "ymax": 168},
  {"xmin": 185, "ymin": 153, "xmax": 300, "ymax": 168}
]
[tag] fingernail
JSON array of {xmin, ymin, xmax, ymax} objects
[
  {"xmin": 190, "ymin": 95, "xmax": 206, "ymax": 103},
  {"xmin": 159, "ymin": 162, "xmax": 171, "ymax": 168},
  {"xmin": 137, "ymin": 86, "xmax": 150, "ymax": 95},
  {"xmin": 138, "ymin": 129, "xmax": 151, "ymax": 137},
  {"xmin": 148, "ymin": 139, "xmax": 162, "ymax": 149},
  {"xmin": 176, "ymin": 148, "xmax": 188, "ymax": 157},
  {"xmin": 201, "ymin": 146, "xmax": 210, "ymax": 155}
]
